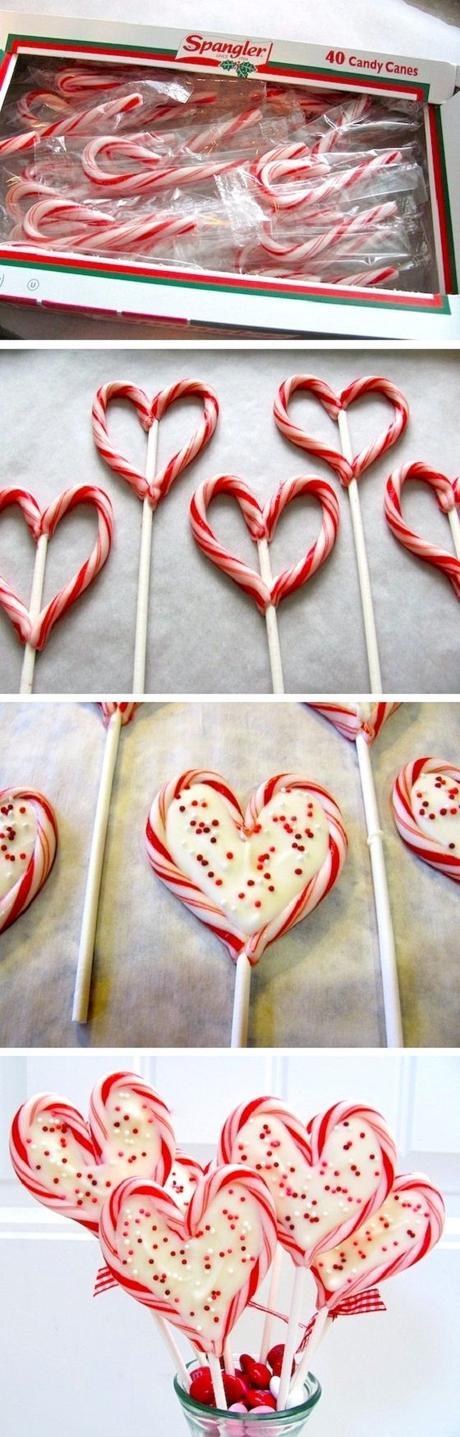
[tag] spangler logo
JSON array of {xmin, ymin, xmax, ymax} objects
[{"xmin": 177, "ymin": 32, "xmax": 273, "ymax": 66}]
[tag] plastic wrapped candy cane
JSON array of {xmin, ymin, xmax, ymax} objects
[
  {"xmin": 0, "ymin": 92, "xmax": 145, "ymax": 157},
  {"xmin": 308, "ymin": 702, "xmax": 403, "ymax": 1046},
  {"xmin": 146, "ymin": 769, "xmax": 348, "ymax": 1046},
  {"xmin": 92, "ymin": 379, "xmax": 219, "ymax": 691},
  {"xmin": 0, "ymin": 485, "xmax": 113, "ymax": 692},
  {"xmin": 273, "ymin": 374, "xmax": 409, "ymax": 689},
  {"xmin": 72, "ymin": 702, "xmax": 139, "ymax": 1024},
  {"xmin": 189, "ymin": 472, "xmax": 339, "ymax": 692}
]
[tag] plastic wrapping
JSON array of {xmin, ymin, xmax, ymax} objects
[{"xmin": 0, "ymin": 57, "xmax": 440, "ymax": 293}]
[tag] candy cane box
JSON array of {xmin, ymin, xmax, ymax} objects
[{"xmin": 0, "ymin": 12, "xmax": 459, "ymax": 337}]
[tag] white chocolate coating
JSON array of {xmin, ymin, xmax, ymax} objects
[
  {"xmin": 166, "ymin": 783, "xmax": 329, "ymax": 936},
  {"xmin": 411, "ymin": 771, "xmax": 460, "ymax": 851},
  {"xmin": 166, "ymin": 1158, "xmax": 202, "ymax": 1210},
  {"xmin": 231, "ymin": 1113, "xmax": 388, "ymax": 1257},
  {"xmin": 112, "ymin": 1181, "xmax": 263, "ymax": 1346},
  {"xmin": 314, "ymin": 1189, "xmax": 430, "ymax": 1295},
  {"xmin": 23, "ymin": 1085, "xmax": 164, "ymax": 1221},
  {"xmin": 0, "ymin": 798, "xmax": 36, "ymax": 900}
]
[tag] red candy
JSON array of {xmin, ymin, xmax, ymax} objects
[
  {"xmin": 240, "ymin": 1355, "xmax": 271, "ymax": 1389},
  {"xmin": 246, "ymin": 1390, "xmax": 277, "ymax": 1410},
  {"xmin": 223, "ymin": 1375, "xmax": 248, "ymax": 1405},
  {"xmin": 267, "ymin": 1343, "xmax": 294, "ymax": 1377},
  {"xmin": 190, "ymin": 1371, "xmax": 214, "ymax": 1405}
]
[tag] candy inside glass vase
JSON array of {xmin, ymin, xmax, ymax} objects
[{"xmin": 175, "ymin": 1361, "xmax": 321, "ymax": 1435}]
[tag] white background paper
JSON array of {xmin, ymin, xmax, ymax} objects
[
  {"xmin": 1, "ymin": 698, "xmax": 458, "ymax": 1048},
  {"xmin": 0, "ymin": 347, "xmax": 459, "ymax": 694}
]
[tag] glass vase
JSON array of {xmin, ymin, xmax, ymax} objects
[{"xmin": 174, "ymin": 1363, "xmax": 321, "ymax": 1436}]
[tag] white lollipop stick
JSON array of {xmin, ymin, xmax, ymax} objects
[
  {"xmin": 208, "ymin": 1353, "xmax": 227, "ymax": 1410},
  {"xmin": 257, "ymin": 537, "xmax": 285, "ymax": 693},
  {"xmin": 355, "ymin": 730, "xmax": 403, "ymax": 1047},
  {"xmin": 19, "ymin": 533, "xmax": 48, "ymax": 693},
  {"xmin": 337, "ymin": 409, "xmax": 382, "ymax": 691},
  {"xmin": 289, "ymin": 1308, "xmax": 331, "ymax": 1400},
  {"xmin": 230, "ymin": 949, "xmax": 252, "ymax": 1048},
  {"xmin": 223, "ymin": 1339, "xmax": 235, "ymax": 1375},
  {"xmin": 447, "ymin": 505, "xmax": 460, "ymax": 560},
  {"xmin": 132, "ymin": 420, "xmax": 159, "ymax": 693},
  {"xmin": 72, "ymin": 707, "xmax": 122, "ymax": 1022},
  {"xmin": 260, "ymin": 1244, "xmax": 284, "ymax": 1360},
  {"xmin": 151, "ymin": 1313, "xmax": 191, "ymax": 1392},
  {"xmin": 277, "ymin": 1267, "xmax": 305, "ymax": 1410}
]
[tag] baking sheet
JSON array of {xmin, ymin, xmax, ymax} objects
[
  {"xmin": 0, "ymin": 348, "xmax": 458, "ymax": 694},
  {"xmin": 0, "ymin": 698, "xmax": 458, "ymax": 1047}
]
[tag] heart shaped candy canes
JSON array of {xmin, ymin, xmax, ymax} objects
[
  {"xmin": 99, "ymin": 1165, "xmax": 277, "ymax": 1356},
  {"xmin": 311, "ymin": 1172, "xmax": 445, "ymax": 1312},
  {"xmin": 273, "ymin": 375, "xmax": 409, "ymax": 488},
  {"xmin": 0, "ymin": 485, "xmax": 113, "ymax": 650},
  {"xmin": 9, "ymin": 1071, "xmax": 175, "ymax": 1231},
  {"xmin": 384, "ymin": 464, "xmax": 460, "ymax": 598},
  {"xmin": 92, "ymin": 379, "xmax": 219, "ymax": 508},
  {"xmin": 189, "ymin": 473, "xmax": 339, "ymax": 612},
  {"xmin": 146, "ymin": 769, "xmax": 347, "ymax": 966},
  {"xmin": 392, "ymin": 757, "xmax": 460, "ymax": 883},
  {"xmin": 309, "ymin": 702, "xmax": 399, "ymax": 744},
  {"xmin": 0, "ymin": 788, "xmax": 58, "ymax": 933},
  {"xmin": 218, "ymin": 1098, "xmax": 396, "ymax": 1267}
]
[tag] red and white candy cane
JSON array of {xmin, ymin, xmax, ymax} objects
[
  {"xmin": 392, "ymin": 756, "xmax": 460, "ymax": 883},
  {"xmin": 82, "ymin": 134, "xmax": 242, "ymax": 194},
  {"xmin": 16, "ymin": 195, "xmax": 199, "ymax": 255},
  {"xmin": 384, "ymin": 463, "xmax": 460, "ymax": 599},
  {"xmin": 0, "ymin": 788, "xmax": 58, "ymax": 933},
  {"xmin": 72, "ymin": 704, "xmax": 139, "ymax": 1024},
  {"xmin": 146, "ymin": 768, "xmax": 347, "ymax": 1045},
  {"xmin": 0, "ymin": 486, "xmax": 113, "ymax": 692},
  {"xmin": 219, "ymin": 1094, "xmax": 396, "ymax": 1407},
  {"xmin": 189, "ymin": 472, "xmax": 339, "ymax": 691},
  {"xmin": 252, "ymin": 146, "xmax": 401, "ymax": 211},
  {"xmin": 99, "ymin": 1164, "xmax": 277, "ymax": 1395},
  {"xmin": 240, "ymin": 201, "xmax": 397, "ymax": 272},
  {"xmin": 294, "ymin": 1170, "xmax": 444, "ymax": 1396},
  {"xmin": 9, "ymin": 1070, "xmax": 175, "ymax": 1230},
  {"xmin": 92, "ymin": 379, "xmax": 219, "ymax": 692},
  {"xmin": 308, "ymin": 702, "xmax": 402, "ymax": 1046},
  {"xmin": 274, "ymin": 374, "xmax": 409, "ymax": 689},
  {"xmin": 0, "ymin": 92, "xmax": 143, "ymax": 156}
]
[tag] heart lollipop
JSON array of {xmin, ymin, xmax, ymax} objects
[
  {"xmin": 219, "ymin": 1095, "xmax": 396, "ymax": 1408},
  {"xmin": 311, "ymin": 1171, "xmax": 445, "ymax": 1312},
  {"xmin": 384, "ymin": 463, "xmax": 460, "ymax": 599},
  {"xmin": 0, "ymin": 788, "xmax": 58, "ymax": 933},
  {"xmin": 9, "ymin": 1070, "xmax": 175, "ymax": 1231},
  {"xmin": 309, "ymin": 702, "xmax": 402, "ymax": 1046},
  {"xmin": 146, "ymin": 768, "xmax": 347, "ymax": 1045},
  {"xmin": 392, "ymin": 756, "xmax": 460, "ymax": 883},
  {"xmin": 99, "ymin": 1164, "xmax": 277, "ymax": 1363},
  {"xmin": 273, "ymin": 374, "xmax": 409, "ymax": 689},
  {"xmin": 190, "ymin": 472, "xmax": 339, "ymax": 692},
  {"xmin": 0, "ymin": 485, "xmax": 113, "ymax": 693},
  {"xmin": 92, "ymin": 378, "xmax": 219, "ymax": 690}
]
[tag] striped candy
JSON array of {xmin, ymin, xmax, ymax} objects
[
  {"xmin": 92, "ymin": 379, "xmax": 219, "ymax": 507},
  {"xmin": 384, "ymin": 463, "xmax": 460, "ymax": 598},
  {"xmin": 189, "ymin": 473, "xmax": 339, "ymax": 613},
  {"xmin": 145, "ymin": 769, "xmax": 347, "ymax": 966},
  {"xmin": 392, "ymin": 756, "xmax": 460, "ymax": 883},
  {"xmin": 99, "ymin": 1164, "xmax": 277, "ymax": 1356},
  {"xmin": 274, "ymin": 375, "xmax": 409, "ymax": 488},
  {"xmin": 311, "ymin": 1171, "xmax": 445, "ymax": 1312},
  {"xmin": 309, "ymin": 702, "xmax": 399, "ymax": 744},
  {"xmin": 9, "ymin": 1072, "xmax": 175, "ymax": 1232},
  {"xmin": 253, "ymin": 148, "xmax": 400, "ymax": 212},
  {"xmin": 218, "ymin": 1097, "xmax": 396, "ymax": 1267},
  {"xmin": 82, "ymin": 135, "xmax": 242, "ymax": 195},
  {"xmin": 166, "ymin": 1155, "xmax": 207, "ymax": 1210},
  {"xmin": 0, "ymin": 92, "xmax": 143, "ymax": 156},
  {"xmin": 0, "ymin": 485, "xmax": 113, "ymax": 650},
  {"xmin": 99, "ymin": 702, "xmax": 138, "ymax": 726},
  {"xmin": 0, "ymin": 788, "xmax": 57, "ymax": 933},
  {"xmin": 16, "ymin": 195, "xmax": 199, "ymax": 255}
]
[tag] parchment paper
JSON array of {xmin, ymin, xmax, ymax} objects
[
  {"xmin": 0, "ymin": 697, "xmax": 458, "ymax": 1047},
  {"xmin": 0, "ymin": 348, "xmax": 458, "ymax": 693}
]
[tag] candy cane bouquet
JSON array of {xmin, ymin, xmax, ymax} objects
[
  {"xmin": 0, "ymin": 58, "xmax": 436, "ymax": 290},
  {"xmin": 10, "ymin": 1072, "xmax": 445, "ymax": 1429}
]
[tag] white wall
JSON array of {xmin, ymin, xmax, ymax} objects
[{"xmin": 1, "ymin": 1051, "xmax": 459, "ymax": 1436}]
